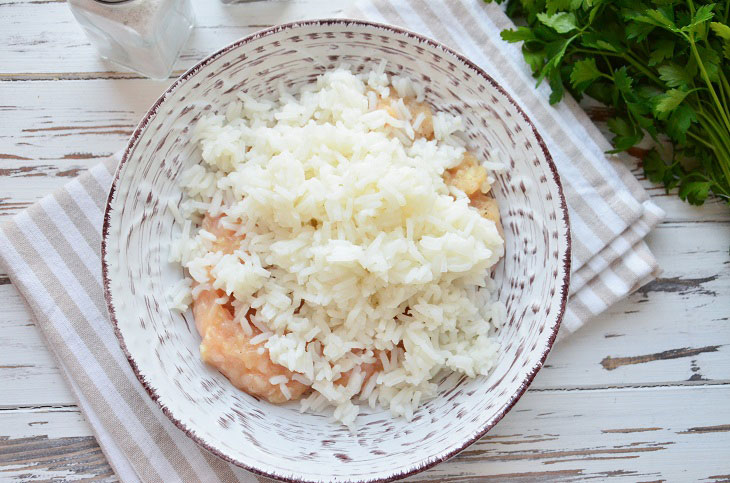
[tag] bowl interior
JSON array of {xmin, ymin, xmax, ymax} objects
[{"xmin": 103, "ymin": 20, "xmax": 570, "ymax": 482}]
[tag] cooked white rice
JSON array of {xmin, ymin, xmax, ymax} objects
[{"xmin": 170, "ymin": 66, "xmax": 506, "ymax": 427}]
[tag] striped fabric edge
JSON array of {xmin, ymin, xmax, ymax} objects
[
  {"xmin": 561, "ymin": 240, "xmax": 660, "ymax": 334},
  {"xmin": 0, "ymin": 228, "xmax": 172, "ymax": 482},
  {"xmin": 346, "ymin": 0, "xmax": 656, "ymax": 275},
  {"xmin": 570, "ymin": 200, "xmax": 664, "ymax": 294},
  {"xmin": 0, "ymin": 166, "xmax": 258, "ymax": 483},
  {"xmin": 56, "ymin": 356, "xmax": 141, "ymax": 483},
  {"xmin": 3, "ymin": 230, "xmax": 141, "ymax": 483}
]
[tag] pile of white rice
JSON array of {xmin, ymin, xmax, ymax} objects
[{"xmin": 169, "ymin": 65, "xmax": 506, "ymax": 427}]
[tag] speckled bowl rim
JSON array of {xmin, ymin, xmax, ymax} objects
[{"xmin": 101, "ymin": 18, "xmax": 571, "ymax": 483}]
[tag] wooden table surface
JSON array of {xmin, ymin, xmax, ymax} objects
[{"xmin": 1, "ymin": 1, "xmax": 729, "ymax": 481}]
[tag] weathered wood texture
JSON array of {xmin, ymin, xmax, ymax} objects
[
  {"xmin": 1, "ymin": 0, "xmax": 729, "ymax": 481},
  {"xmin": 3, "ymin": 387, "xmax": 729, "ymax": 482},
  {"xmin": 0, "ymin": 408, "xmax": 117, "ymax": 482}
]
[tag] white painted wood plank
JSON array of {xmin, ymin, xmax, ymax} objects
[
  {"xmin": 420, "ymin": 385, "xmax": 730, "ymax": 481},
  {"xmin": 0, "ymin": 284, "xmax": 77, "ymax": 407},
  {"xmin": 0, "ymin": 407, "xmax": 94, "ymax": 440},
  {"xmin": 0, "ymin": 79, "xmax": 159, "ymax": 217},
  {"xmin": 0, "ymin": 79, "xmax": 156, "ymax": 158},
  {"xmin": 534, "ymin": 220, "xmax": 730, "ymax": 389},
  {"xmin": 1, "ymin": 386, "xmax": 728, "ymax": 481},
  {"xmin": 2, "ymin": 221, "xmax": 727, "ymax": 406},
  {"xmin": 0, "ymin": 407, "xmax": 116, "ymax": 481}
]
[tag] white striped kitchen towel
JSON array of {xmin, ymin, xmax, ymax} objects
[{"xmin": 0, "ymin": 1, "xmax": 663, "ymax": 481}]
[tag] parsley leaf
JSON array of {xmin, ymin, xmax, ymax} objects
[
  {"xmin": 634, "ymin": 7, "xmax": 679, "ymax": 32},
  {"xmin": 658, "ymin": 63, "xmax": 694, "ymax": 88},
  {"xmin": 485, "ymin": 0, "xmax": 730, "ymax": 206},
  {"xmin": 710, "ymin": 21, "xmax": 730, "ymax": 40},
  {"xmin": 643, "ymin": 148, "xmax": 678, "ymax": 187},
  {"xmin": 537, "ymin": 36, "xmax": 576, "ymax": 84},
  {"xmin": 501, "ymin": 27, "xmax": 537, "ymax": 42},
  {"xmin": 613, "ymin": 66, "xmax": 633, "ymax": 93},
  {"xmin": 648, "ymin": 39, "xmax": 675, "ymax": 66},
  {"xmin": 570, "ymin": 58, "xmax": 601, "ymax": 88},
  {"xmin": 546, "ymin": 0, "xmax": 584, "ymax": 15},
  {"xmin": 537, "ymin": 12, "xmax": 579, "ymax": 33},
  {"xmin": 582, "ymin": 33, "xmax": 622, "ymax": 52},
  {"xmin": 665, "ymin": 104, "xmax": 698, "ymax": 144},
  {"xmin": 654, "ymin": 89, "xmax": 690, "ymax": 117},
  {"xmin": 607, "ymin": 116, "xmax": 642, "ymax": 151},
  {"xmin": 710, "ymin": 22, "xmax": 730, "ymax": 59},
  {"xmin": 522, "ymin": 46, "xmax": 546, "ymax": 74},
  {"xmin": 626, "ymin": 21, "xmax": 655, "ymax": 41},
  {"xmin": 679, "ymin": 179, "xmax": 712, "ymax": 204},
  {"xmin": 682, "ymin": 3, "xmax": 715, "ymax": 32},
  {"xmin": 548, "ymin": 67, "xmax": 565, "ymax": 104}
]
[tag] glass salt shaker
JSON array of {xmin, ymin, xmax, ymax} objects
[{"xmin": 67, "ymin": 0, "xmax": 195, "ymax": 80}]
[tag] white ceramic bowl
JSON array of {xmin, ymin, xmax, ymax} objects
[{"xmin": 102, "ymin": 19, "xmax": 570, "ymax": 483}]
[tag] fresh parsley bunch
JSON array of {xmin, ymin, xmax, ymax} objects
[{"xmin": 485, "ymin": 0, "xmax": 730, "ymax": 206}]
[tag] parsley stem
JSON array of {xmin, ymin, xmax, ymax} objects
[
  {"xmin": 688, "ymin": 35, "xmax": 730, "ymax": 136},
  {"xmin": 718, "ymin": 72, "xmax": 729, "ymax": 120},
  {"xmin": 621, "ymin": 51, "xmax": 662, "ymax": 86},
  {"xmin": 705, "ymin": 23, "xmax": 730, "ymax": 122},
  {"xmin": 600, "ymin": 54, "xmax": 613, "ymax": 77},
  {"xmin": 696, "ymin": 112, "xmax": 730, "ymax": 186},
  {"xmin": 698, "ymin": 109, "xmax": 730, "ymax": 154},
  {"xmin": 720, "ymin": 71, "xmax": 730, "ymax": 120},
  {"xmin": 686, "ymin": 130, "xmax": 715, "ymax": 150}
]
